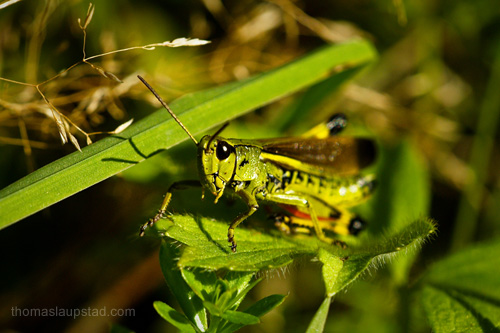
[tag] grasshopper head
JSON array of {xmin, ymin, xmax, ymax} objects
[{"xmin": 198, "ymin": 135, "xmax": 237, "ymax": 201}]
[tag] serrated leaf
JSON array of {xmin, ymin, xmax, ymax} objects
[
  {"xmin": 306, "ymin": 297, "xmax": 331, "ymax": 333},
  {"xmin": 312, "ymin": 219, "xmax": 436, "ymax": 296},
  {"xmin": 319, "ymin": 219, "xmax": 437, "ymax": 295},
  {"xmin": 153, "ymin": 301, "xmax": 196, "ymax": 333},
  {"xmin": 152, "ymin": 215, "xmax": 436, "ymax": 291},
  {"xmin": 152, "ymin": 215, "xmax": 318, "ymax": 271},
  {"xmin": 420, "ymin": 239, "xmax": 500, "ymax": 331}
]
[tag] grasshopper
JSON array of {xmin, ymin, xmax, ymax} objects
[{"xmin": 138, "ymin": 75, "xmax": 376, "ymax": 252}]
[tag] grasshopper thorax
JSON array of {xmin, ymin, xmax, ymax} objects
[{"xmin": 198, "ymin": 135, "xmax": 237, "ymax": 200}]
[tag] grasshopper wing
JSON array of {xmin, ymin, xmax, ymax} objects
[{"xmin": 259, "ymin": 137, "xmax": 376, "ymax": 176}]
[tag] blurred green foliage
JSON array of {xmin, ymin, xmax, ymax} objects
[{"xmin": 1, "ymin": 0, "xmax": 499, "ymax": 332}]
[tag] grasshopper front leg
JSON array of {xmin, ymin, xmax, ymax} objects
[
  {"xmin": 140, "ymin": 180, "xmax": 201, "ymax": 236},
  {"xmin": 228, "ymin": 191, "xmax": 259, "ymax": 252}
]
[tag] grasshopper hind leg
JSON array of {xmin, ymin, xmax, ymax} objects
[{"xmin": 270, "ymin": 202, "xmax": 367, "ymax": 248}]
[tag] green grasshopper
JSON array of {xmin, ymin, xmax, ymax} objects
[{"xmin": 138, "ymin": 75, "xmax": 376, "ymax": 252}]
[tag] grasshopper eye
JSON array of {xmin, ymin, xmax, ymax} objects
[{"xmin": 216, "ymin": 141, "xmax": 233, "ymax": 160}]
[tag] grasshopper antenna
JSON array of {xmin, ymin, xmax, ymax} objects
[
  {"xmin": 205, "ymin": 122, "xmax": 229, "ymax": 150},
  {"xmin": 137, "ymin": 75, "xmax": 198, "ymax": 145}
]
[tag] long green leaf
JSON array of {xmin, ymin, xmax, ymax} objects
[
  {"xmin": 153, "ymin": 301, "xmax": 197, "ymax": 333},
  {"xmin": 159, "ymin": 241, "xmax": 208, "ymax": 331},
  {"xmin": 220, "ymin": 310, "xmax": 260, "ymax": 325},
  {"xmin": 220, "ymin": 294, "xmax": 287, "ymax": 333},
  {"xmin": 0, "ymin": 40, "xmax": 376, "ymax": 230},
  {"xmin": 306, "ymin": 297, "xmax": 331, "ymax": 333}
]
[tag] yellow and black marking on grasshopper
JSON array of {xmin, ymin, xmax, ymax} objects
[{"xmin": 138, "ymin": 75, "xmax": 376, "ymax": 252}]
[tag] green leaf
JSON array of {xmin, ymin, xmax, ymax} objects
[
  {"xmin": 220, "ymin": 309, "xmax": 260, "ymax": 325},
  {"xmin": 243, "ymin": 294, "xmax": 287, "ymax": 317},
  {"xmin": 220, "ymin": 294, "xmax": 287, "ymax": 333},
  {"xmin": 202, "ymin": 301, "xmax": 221, "ymax": 317},
  {"xmin": 152, "ymin": 215, "xmax": 318, "ymax": 271},
  {"xmin": 420, "ymin": 239, "xmax": 500, "ymax": 332},
  {"xmin": 318, "ymin": 218, "xmax": 436, "ymax": 296},
  {"xmin": 216, "ymin": 273, "xmax": 261, "ymax": 312},
  {"xmin": 216, "ymin": 288, "xmax": 240, "ymax": 312},
  {"xmin": 306, "ymin": 297, "xmax": 331, "ymax": 333},
  {"xmin": 318, "ymin": 249, "xmax": 345, "ymax": 297},
  {"xmin": 0, "ymin": 40, "xmax": 376, "ymax": 231},
  {"xmin": 153, "ymin": 215, "xmax": 436, "ymax": 294},
  {"xmin": 224, "ymin": 271, "xmax": 256, "ymax": 297},
  {"xmin": 153, "ymin": 301, "xmax": 196, "ymax": 333},
  {"xmin": 421, "ymin": 286, "xmax": 499, "ymax": 333},
  {"xmin": 159, "ymin": 241, "xmax": 208, "ymax": 331},
  {"xmin": 180, "ymin": 268, "xmax": 218, "ymax": 303}
]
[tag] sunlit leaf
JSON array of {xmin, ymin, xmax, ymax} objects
[{"xmin": 151, "ymin": 216, "xmax": 436, "ymax": 291}]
